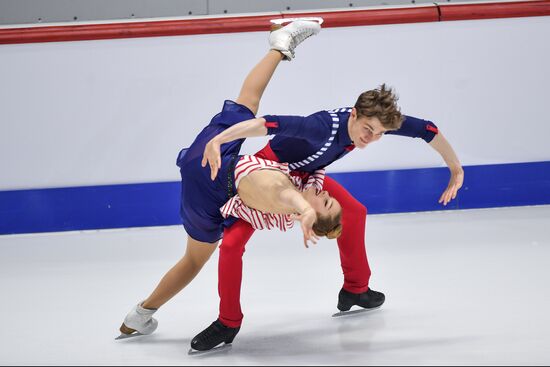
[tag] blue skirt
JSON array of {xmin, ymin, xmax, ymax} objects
[{"xmin": 176, "ymin": 100, "xmax": 255, "ymax": 243}]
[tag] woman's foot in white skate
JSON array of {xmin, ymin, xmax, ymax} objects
[
  {"xmin": 269, "ymin": 18, "xmax": 323, "ymax": 61},
  {"xmin": 116, "ymin": 302, "xmax": 158, "ymax": 340}
]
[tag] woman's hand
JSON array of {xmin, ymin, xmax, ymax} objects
[
  {"xmin": 291, "ymin": 207, "xmax": 320, "ymax": 248},
  {"xmin": 201, "ymin": 138, "xmax": 222, "ymax": 181},
  {"xmin": 439, "ymin": 167, "xmax": 464, "ymax": 206}
]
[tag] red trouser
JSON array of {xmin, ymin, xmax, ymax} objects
[{"xmin": 218, "ymin": 144, "xmax": 371, "ymax": 328}]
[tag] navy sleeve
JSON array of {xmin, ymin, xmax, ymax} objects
[
  {"xmin": 262, "ymin": 113, "xmax": 332, "ymax": 143},
  {"xmin": 385, "ymin": 115, "xmax": 439, "ymax": 143}
]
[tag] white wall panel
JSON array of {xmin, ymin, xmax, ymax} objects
[{"xmin": 1, "ymin": 16, "xmax": 549, "ymax": 190}]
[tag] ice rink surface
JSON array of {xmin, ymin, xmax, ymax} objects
[{"xmin": 1, "ymin": 205, "xmax": 549, "ymax": 366}]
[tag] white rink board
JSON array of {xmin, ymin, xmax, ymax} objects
[{"xmin": 1, "ymin": 16, "xmax": 550, "ymax": 190}]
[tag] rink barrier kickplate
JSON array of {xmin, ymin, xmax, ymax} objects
[{"xmin": 1, "ymin": 161, "xmax": 550, "ymax": 235}]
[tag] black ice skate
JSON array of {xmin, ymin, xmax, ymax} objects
[
  {"xmin": 332, "ymin": 288, "xmax": 385, "ymax": 317},
  {"xmin": 188, "ymin": 319, "xmax": 240, "ymax": 355}
]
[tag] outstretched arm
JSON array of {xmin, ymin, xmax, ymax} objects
[
  {"xmin": 278, "ymin": 187, "xmax": 319, "ymax": 248},
  {"xmin": 429, "ymin": 132, "xmax": 464, "ymax": 206},
  {"xmin": 202, "ymin": 113, "xmax": 329, "ymax": 180},
  {"xmin": 387, "ymin": 115, "xmax": 464, "ymax": 206}
]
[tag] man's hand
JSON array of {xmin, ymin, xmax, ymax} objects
[
  {"xmin": 291, "ymin": 207, "xmax": 319, "ymax": 248},
  {"xmin": 428, "ymin": 132, "xmax": 464, "ymax": 206},
  {"xmin": 201, "ymin": 138, "xmax": 222, "ymax": 181},
  {"xmin": 439, "ymin": 167, "xmax": 464, "ymax": 206}
]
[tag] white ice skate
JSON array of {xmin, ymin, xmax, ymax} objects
[
  {"xmin": 115, "ymin": 302, "xmax": 158, "ymax": 340},
  {"xmin": 269, "ymin": 17, "xmax": 323, "ymax": 61}
]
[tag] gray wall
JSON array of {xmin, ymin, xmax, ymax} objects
[{"xmin": 1, "ymin": 0, "xmax": 461, "ymax": 26}]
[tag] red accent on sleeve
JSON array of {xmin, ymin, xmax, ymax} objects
[
  {"xmin": 426, "ymin": 125, "xmax": 439, "ymax": 134},
  {"xmin": 345, "ymin": 144, "xmax": 356, "ymax": 151},
  {"xmin": 265, "ymin": 122, "xmax": 279, "ymax": 129}
]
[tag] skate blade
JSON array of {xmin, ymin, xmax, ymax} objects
[
  {"xmin": 270, "ymin": 17, "xmax": 324, "ymax": 25},
  {"xmin": 332, "ymin": 306, "xmax": 381, "ymax": 318},
  {"xmin": 188, "ymin": 343, "xmax": 232, "ymax": 356},
  {"xmin": 115, "ymin": 332, "xmax": 144, "ymax": 340}
]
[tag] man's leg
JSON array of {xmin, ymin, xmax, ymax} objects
[
  {"xmin": 218, "ymin": 220, "xmax": 256, "ymax": 328},
  {"xmin": 322, "ymin": 176, "xmax": 371, "ymax": 293},
  {"xmin": 215, "ymin": 20, "xmax": 323, "ymax": 325}
]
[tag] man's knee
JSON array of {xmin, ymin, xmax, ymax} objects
[{"xmin": 219, "ymin": 238, "xmax": 246, "ymax": 258}]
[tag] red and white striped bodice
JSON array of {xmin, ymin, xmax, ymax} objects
[{"xmin": 220, "ymin": 155, "xmax": 325, "ymax": 231}]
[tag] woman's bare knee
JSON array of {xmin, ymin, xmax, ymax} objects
[{"xmin": 183, "ymin": 236, "xmax": 218, "ymax": 268}]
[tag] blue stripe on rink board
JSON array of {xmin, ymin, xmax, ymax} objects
[
  {"xmin": 0, "ymin": 182, "xmax": 181, "ymax": 235},
  {"xmin": 1, "ymin": 161, "xmax": 549, "ymax": 235},
  {"xmin": 330, "ymin": 161, "xmax": 550, "ymax": 214}
]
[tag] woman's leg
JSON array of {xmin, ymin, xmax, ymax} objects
[
  {"xmin": 141, "ymin": 236, "xmax": 219, "ymax": 309},
  {"xmin": 139, "ymin": 52, "xmax": 283, "ymax": 313},
  {"xmin": 235, "ymin": 19, "xmax": 321, "ymax": 115},
  {"xmin": 235, "ymin": 50, "xmax": 284, "ymax": 115}
]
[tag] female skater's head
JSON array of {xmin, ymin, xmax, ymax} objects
[
  {"xmin": 348, "ymin": 84, "xmax": 404, "ymax": 149},
  {"xmin": 302, "ymin": 188, "xmax": 343, "ymax": 239}
]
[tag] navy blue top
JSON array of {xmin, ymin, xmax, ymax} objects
[{"xmin": 263, "ymin": 108, "xmax": 438, "ymax": 173}]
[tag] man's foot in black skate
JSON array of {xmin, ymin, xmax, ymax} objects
[
  {"xmin": 189, "ymin": 319, "xmax": 240, "ymax": 354},
  {"xmin": 332, "ymin": 288, "xmax": 385, "ymax": 317}
]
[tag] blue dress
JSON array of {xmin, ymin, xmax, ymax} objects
[{"xmin": 176, "ymin": 100, "xmax": 255, "ymax": 243}]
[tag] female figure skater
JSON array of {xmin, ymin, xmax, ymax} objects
[{"xmin": 117, "ymin": 19, "xmax": 332, "ymax": 340}]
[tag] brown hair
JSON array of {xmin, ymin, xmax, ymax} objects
[
  {"xmin": 354, "ymin": 84, "xmax": 404, "ymax": 130},
  {"xmin": 313, "ymin": 211, "xmax": 343, "ymax": 240}
]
